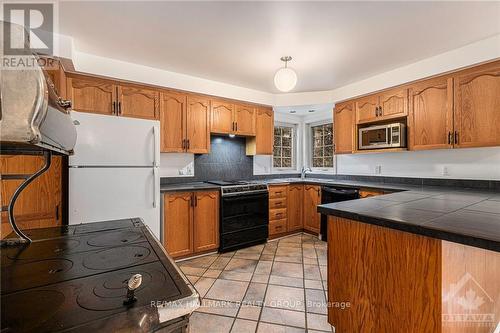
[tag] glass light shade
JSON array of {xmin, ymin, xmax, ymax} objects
[{"xmin": 274, "ymin": 67, "xmax": 297, "ymax": 92}]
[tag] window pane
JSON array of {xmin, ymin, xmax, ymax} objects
[
  {"xmin": 273, "ymin": 125, "xmax": 295, "ymax": 169},
  {"xmin": 324, "ymin": 133, "xmax": 333, "ymax": 146},
  {"xmin": 324, "ymin": 146, "xmax": 333, "ymax": 157},
  {"xmin": 313, "ymin": 158, "xmax": 323, "ymax": 168},
  {"xmin": 311, "ymin": 123, "xmax": 334, "ymax": 169}
]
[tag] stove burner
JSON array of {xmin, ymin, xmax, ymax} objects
[
  {"xmin": 76, "ymin": 269, "xmax": 161, "ymax": 311},
  {"xmin": 7, "ymin": 239, "xmax": 81, "ymax": 261},
  {"xmin": 87, "ymin": 229, "xmax": 143, "ymax": 247},
  {"xmin": 1, "ymin": 290, "xmax": 65, "ymax": 332},
  {"xmin": 82, "ymin": 245, "xmax": 151, "ymax": 270}
]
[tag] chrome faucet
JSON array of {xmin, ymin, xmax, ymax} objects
[{"xmin": 301, "ymin": 166, "xmax": 312, "ymax": 180}]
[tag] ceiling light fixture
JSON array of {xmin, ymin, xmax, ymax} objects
[{"xmin": 274, "ymin": 56, "xmax": 297, "ymax": 92}]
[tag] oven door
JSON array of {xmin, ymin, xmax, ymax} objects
[
  {"xmin": 359, "ymin": 125, "xmax": 391, "ymax": 149},
  {"xmin": 220, "ymin": 191, "xmax": 269, "ymax": 234}
]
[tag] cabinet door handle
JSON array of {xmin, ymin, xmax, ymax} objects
[
  {"xmin": 232, "ymin": 122, "xmax": 235, "ymax": 131},
  {"xmin": 182, "ymin": 139, "xmax": 185, "ymax": 150},
  {"xmin": 454, "ymin": 131, "xmax": 459, "ymax": 145},
  {"xmin": 118, "ymin": 101, "xmax": 122, "ymax": 115},
  {"xmin": 448, "ymin": 132, "xmax": 452, "ymax": 145},
  {"xmin": 235, "ymin": 122, "xmax": 238, "ymax": 131},
  {"xmin": 187, "ymin": 139, "xmax": 190, "ymax": 150},
  {"xmin": 112, "ymin": 101, "xmax": 116, "ymax": 115}
]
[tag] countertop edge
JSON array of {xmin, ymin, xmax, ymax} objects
[{"xmin": 317, "ymin": 205, "xmax": 500, "ymax": 253}]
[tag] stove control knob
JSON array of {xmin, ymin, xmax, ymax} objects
[{"xmin": 123, "ymin": 273, "xmax": 142, "ymax": 306}]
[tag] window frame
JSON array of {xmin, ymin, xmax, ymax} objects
[
  {"xmin": 308, "ymin": 120, "xmax": 335, "ymax": 172},
  {"xmin": 272, "ymin": 122, "xmax": 297, "ymax": 171}
]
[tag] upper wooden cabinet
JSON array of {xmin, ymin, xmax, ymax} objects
[
  {"xmin": 160, "ymin": 91, "xmax": 186, "ymax": 153},
  {"xmin": 117, "ymin": 85, "xmax": 159, "ymax": 120},
  {"xmin": 67, "ymin": 74, "xmax": 159, "ymax": 120},
  {"xmin": 186, "ymin": 96, "xmax": 211, "ymax": 154},
  {"xmin": 211, "ymin": 100, "xmax": 234, "ymax": 134},
  {"xmin": 234, "ymin": 104, "xmax": 256, "ymax": 136},
  {"xmin": 303, "ymin": 185, "xmax": 321, "ymax": 234},
  {"xmin": 334, "ymin": 101, "xmax": 354, "ymax": 154},
  {"xmin": 453, "ymin": 61, "xmax": 500, "ymax": 148},
  {"xmin": 67, "ymin": 76, "xmax": 116, "ymax": 116},
  {"xmin": 355, "ymin": 95, "xmax": 379, "ymax": 124},
  {"xmin": 246, "ymin": 107, "xmax": 274, "ymax": 155},
  {"xmin": 210, "ymin": 101, "xmax": 256, "ymax": 136},
  {"xmin": 287, "ymin": 184, "xmax": 303, "ymax": 232},
  {"xmin": 160, "ymin": 92, "xmax": 210, "ymax": 154},
  {"xmin": 355, "ymin": 88, "xmax": 408, "ymax": 124},
  {"xmin": 408, "ymin": 76, "xmax": 454, "ymax": 150}
]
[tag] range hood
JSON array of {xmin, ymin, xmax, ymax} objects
[{"xmin": 0, "ymin": 21, "xmax": 77, "ymax": 155}]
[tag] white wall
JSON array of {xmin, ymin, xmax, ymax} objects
[
  {"xmin": 159, "ymin": 153, "xmax": 194, "ymax": 177},
  {"xmin": 336, "ymin": 147, "xmax": 500, "ymax": 180},
  {"xmin": 73, "ymin": 51, "xmax": 274, "ymax": 106}
]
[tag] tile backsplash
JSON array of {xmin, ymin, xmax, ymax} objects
[{"xmin": 160, "ymin": 135, "xmax": 253, "ymax": 181}]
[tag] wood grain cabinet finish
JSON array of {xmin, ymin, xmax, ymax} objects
[
  {"xmin": 268, "ymin": 185, "xmax": 288, "ymax": 236},
  {"xmin": 453, "ymin": 61, "xmax": 500, "ymax": 148},
  {"xmin": 247, "ymin": 108, "xmax": 273, "ymax": 155},
  {"xmin": 378, "ymin": 87, "xmax": 408, "ymax": 119},
  {"xmin": 1, "ymin": 155, "xmax": 62, "ymax": 238},
  {"xmin": 210, "ymin": 100, "xmax": 234, "ymax": 134},
  {"xmin": 234, "ymin": 104, "xmax": 256, "ymax": 136},
  {"xmin": 66, "ymin": 76, "xmax": 116, "ymax": 116},
  {"xmin": 186, "ymin": 96, "xmax": 211, "ymax": 154},
  {"xmin": 193, "ymin": 191, "xmax": 219, "ymax": 252},
  {"xmin": 334, "ymin": 101, "xmax": 355, "ymax": 154},
  {"xmin": 160, "ymin": 91, "xmax": 186, "ymax": 152},
  {"xmin": 303, "ymin": 185, "xmax": 321, "ymax": 234},
  {"xmin": 359, "ymin": 189, "xmax": 385, "ymax": 198},
  {"xmin": 163, "ymin": 192, "xmax": 193, "ymax": 258},
  {"xmin": 408, "ymin": 76, "xmax": 454, "ymax": 150},
  {"xmin": 287, "ymin": 184, "xmax": 303, "ymax": 232},
  {"xmin": 163, "ymin": 191, "xmax": 219, "ymax": 258},
  {"xmin": 117, "ymin": 85, "xmax": 159, "ymax": 120},
  {"xmin": 160, "ymin": 92, "xmax": 210, "ymax": 154},
  {"xmin": 355, "ymin": 94, "xmax": 379, "ymax": 124}
]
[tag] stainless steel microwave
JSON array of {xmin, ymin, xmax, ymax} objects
[{"xmin": 358, "ymin": 123, "xmax": 406, "ymax": 150}]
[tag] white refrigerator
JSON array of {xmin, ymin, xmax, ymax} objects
[{"xmin": 69, "ymin": 112, "xmax": 160, "ymax": 238}]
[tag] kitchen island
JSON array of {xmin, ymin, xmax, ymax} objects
[{"xmin": 318, "ymin": 189, "xmax": 500, "ymax": 333}]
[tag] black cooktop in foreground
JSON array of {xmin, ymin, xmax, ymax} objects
[
  {"xmin": 318, "ymin": 189, "xmax": 500, "ymax": 252},
  {"xmin": 1, "ymin": 218, "xmax": 193, "ymax": 332}
]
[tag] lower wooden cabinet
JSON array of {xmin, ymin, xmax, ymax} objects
[
  {"xmin": 287, "ymin": 184, "xmax": 303, "ymax": 231},
  {"xmin": 1, "ymin": 155, "xmax": 63, "ymax": 238},
  {"xmin": 303, "ymin": 185, "xmax": 321, "ymax": 233},
  {"xmin": 268, "ymin": 185, "xmax": 288, "ymax": 237},
  {"xmin": 163, "ymin": 190, "xmax": 219, "ymax": 258},
  {"xmin": 193, "ymin": 191, "xmax": 219, "ymax": 252}
]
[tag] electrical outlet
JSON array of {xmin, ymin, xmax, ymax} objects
[
  {"xmin": 442, "ymin": 166, "xmax": 450, "ymax": 176},
  {"xmin": 375, "ymin": 165, "xmax": 382, "ymax": 175}
]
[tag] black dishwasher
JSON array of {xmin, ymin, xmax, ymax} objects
[{"xmin": 320, "ymin": 186, "xmax": 359, "ymax": 240}]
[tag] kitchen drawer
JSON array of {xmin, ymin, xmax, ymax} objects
[
  {"xmin": 269, "ymin": 198, "xmax": 287, "ymax": 209},
  {"xmin": 269, "ymin": 185, "xmax": 287, "ymax": 199},
  {"xmin": 270, "ymin": 208, "xmax": 287, "ymax": 221},
  {"xmin": 269, "ymin": 219, "xmax": 287, "ymax": 235}
]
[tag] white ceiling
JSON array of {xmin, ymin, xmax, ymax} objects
[{"xmin": 59, "ymin": 1, "xmax": 500, "ymax": 94}]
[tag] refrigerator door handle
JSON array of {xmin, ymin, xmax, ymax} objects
[
  {"xmin": 153, "ymin": 125, "xmax": 159, "ymax": 167},
  {"xmin": 153, "ymin": 168, "xmax": 158, "ymax": 208}
]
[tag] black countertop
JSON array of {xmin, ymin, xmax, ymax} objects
[
  {"xmin": 160, "ymin": 177, "xmax": 500, "ymax": 252},
  {"xmin": 318, "ymin": 189, "xmax": 500, "ymax": 252}
]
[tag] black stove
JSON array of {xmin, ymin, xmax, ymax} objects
[
  {"xmin": 1, "ymin": 218, "xmax": 198, "ymax": 332},
  {"xmin": 206, "ymin": 180, "xmax": 268, "ymax": 197},
  {"xmin": 206, "ymin": 181, "xmax": 270, "ymax": 252}
]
